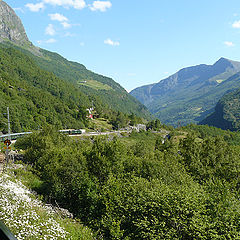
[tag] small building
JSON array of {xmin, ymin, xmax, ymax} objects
[
  {"xmin": 136, "ymin": 124, "xmax": 146, "ymax": 132},
  {"xmin": 87, "ymin": 114, "xmax": 93, "ymax": 119},
  {"xmin": 86, "ymin": 107, "xmax": 94, "ymax": 119},
  {"xmin": 131, "ymin": 124, "xmax": 146, "ymax": 132}
]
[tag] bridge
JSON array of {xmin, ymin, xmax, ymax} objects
[{"xmin": 0, "ymin": 132, "xmax": 32, "ymax": 142}]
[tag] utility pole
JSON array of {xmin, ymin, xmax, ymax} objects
[
  {"xmin": 5, "ymin": 107, "xmax": 11, "ymax": 164},
  {"xmin": 7, "ymin": 107, "xmax": 11, "ymax": 140}
]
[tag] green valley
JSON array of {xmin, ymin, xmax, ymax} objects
[{"xmin": 130, "ymin": 58, "xmax": 240, "ymax": 126}]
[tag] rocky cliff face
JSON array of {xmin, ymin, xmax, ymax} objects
[{"xmin": 0, "ymin": 0, "xmax": 30, "ymax": 45}]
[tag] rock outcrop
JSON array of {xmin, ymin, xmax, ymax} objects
[{"xmin": 0, "ymin": 0, "xmax": 30, "ymax": 45}]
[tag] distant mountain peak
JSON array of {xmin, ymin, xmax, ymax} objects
[
  {"xmin": 130, "ymin": 58, "xmax": 240, "ymax": 126},
  {"xmin": 213, "ymin": 57, "xmax": 240, "ymax": 70},
  {"xmin": 217, "ymin": 57, "xmax": 230, "ymax": 61},
  {"xmin": 0, "ymin": 1, "xmax": 30, "ymax": 45}
]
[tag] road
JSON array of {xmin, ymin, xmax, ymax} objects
[{"xmin": 69, "ymin": 130, "xmax": 130, "ymax": 137}]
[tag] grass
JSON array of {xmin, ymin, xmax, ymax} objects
[
  {"xmin": 119, "ymin": 131, "xmax": 163, "ymax": 151},
  {"xmin": 89, "ymin": 118, "xmax": 113, "ymax": 131},
  {"xmin": 78, "ymin": 80, "xmax": 112, "ymax": 90}
]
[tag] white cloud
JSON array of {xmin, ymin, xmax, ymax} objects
[
  {"xmin": 61, "ymin": 22, "xmax": 72, "ymax": 28},
  {"xmin": 90, "ymin": 1, "xmax": 112, "ymax": 12},
  {"xmin": 26, "ymin": 0, "xmax": 113, "ymax": 12},
  {"xmin": 49, "ymin": 13, "xmax": 72, "ymax": 28},
  {"xmin": 25, "ymin": 2, "xmax": 45, "ymax": 12},
  {"xmin": 79, "ymin": 42, "xmax": 85, "ymax": 46},
  {"xmin": 43, "ymin": 0, "xmax": 86, "ymax": 10},
  {"xmin": 232, "ymin": 20, "xmax": 240, "ymax": 28},
  {"xmin": 104, "ymin": 38, "xmax": 120, "ymax": 46},
  {"xmin": 72, "ymin": 0, "xmax": 86, "ymax": 9},
  {"xmin": 49, "ymin": 13, "xmax": 68, "ymax": 22},
  {"xmin": 224, "ymin": 41, "xmax": 235, "ymax": 47},
  {"xmin": 45, "ymin": 24, "xmax": 56, "ymax": 36}
]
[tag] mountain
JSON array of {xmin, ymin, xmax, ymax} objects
[
  {"xmin": 200, "ymin": 76, "xmax": 240, "ymax": 131},
  {"xmin": 130, "ymin": 58, "xmax": 240, "ymax": 126},
  {"xmin": 0, "ymin": 0, "xmax": 29, "ymax": 45},
  {"xmin": 0, "ymin": 46, "xmax": 92, "ymax": 132},
  {"xmin": 0, "ymin": 1, "xmax": 150, "ymax": 132},
  {"xmin": 20, "ymin": 46, "xmax": 149, "ymax": 118}
]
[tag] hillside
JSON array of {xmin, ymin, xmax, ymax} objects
[
  {"xmin": 0, "ymin": 46, "xmax": 146, "ymax": 133},
  {"xmin": 130, "ymin": 58, "xmax": 240, "ymax": 126},
  {"xmin": 0, "ymin": 46, "xmax": 92, "ymax": 133},
  {"xmin": 2, "ymin": 41, "xmax": 150, "ymax": 120},
  {"xmin": 200, "ymin": 79, "xmax": 240, "ymax": 130},
  {"xmin": 0, "ymin": 0, "xmax": 150, "ymax": 133},
  {"xmin": 28, "ymin": 47, "xmax": 150, "ymax": 119}
]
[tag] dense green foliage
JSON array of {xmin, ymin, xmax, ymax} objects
[
  {"xmin": 1, "ymin": 41, "xmax": 150, "ymax": 120},
  {"xmin": 35, "ymin": 49, "xmax": 150, "ymax": 119},
  {"xmin": 201, "ymin": 86, "xmax": 240, "ymax": 131},
  {"xmin": 183, "ymin": 124, "xmax": 240, "ymax": 145},
  {"xmin": 15, "ymin": 127, "xmax": 240, "ymax": 239},
  {"xmin": 146, "ymin": 119, "xmax": 162, "ymax": 131},
  {"xmin": 0, "ymin": 45, "xmax": 148, "ymax": 133},
  {"xmin": 35, "ymin": 48, "xmax": 150, "ymax": 118},
  {"xmin": 0, "ymin": 47, "xmax": 91, "ymax": 133}
]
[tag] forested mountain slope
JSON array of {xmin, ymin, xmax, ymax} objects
[
  {"xmin": 200, "ymin": 76, "xmax": 240, "ymax": 130},
  {"xmin": 0, "ymin": 45, "xmax": 150, "ymax": 133},
  {"xmin": 2, "ymin": 41, "xmax": 150, "ymax": 120},
  {"xmin": 0, "ymin": 47, "xmax": 91, "ymax": 132},
  {"xmin": 29, "ymin": 47, "xmax": 150, "ymax": 118},
  {"xmin": 130, "ymin": 58, "xmax": 240, "ymax": 126},
  {"xmin": 0, "ymin": 0, "xmax": 150, "ymax": 133}
]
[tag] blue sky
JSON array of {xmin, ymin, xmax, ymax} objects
[{"xmin": 4, "ymin": 0, "xmax": 240, "ymax": 91}]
